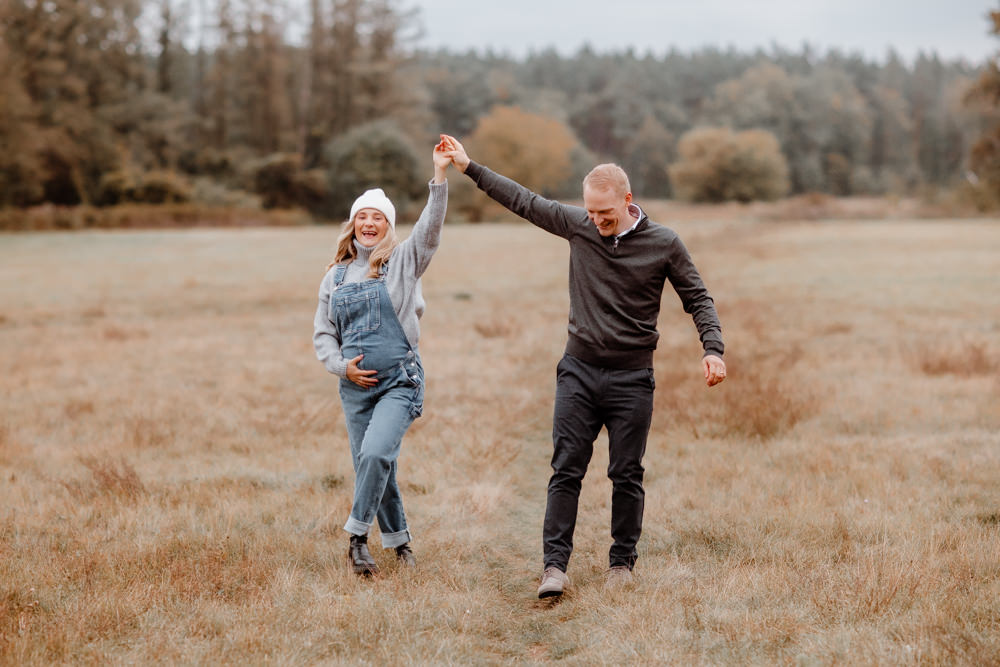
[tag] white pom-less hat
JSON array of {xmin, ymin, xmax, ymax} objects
[{"xmin": 350, "ymin": 188, "xmax": 396, "ymax": 228}]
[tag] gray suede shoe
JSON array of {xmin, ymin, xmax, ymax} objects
[
  {"xmin": 395, "ymin": 543, "xmax": 416, "ymax": 567},
  {"xmin": 537, "ymin": 567, "xmax": 570, "ymax": 598},
  {"xmin": 348, "ymin": 535, "xmax": 379, "ymax": 576}
]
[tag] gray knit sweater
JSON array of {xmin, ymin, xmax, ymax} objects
[{"xmin": 313, "ymin": 180, "xmax": 447, "ymax": 377}]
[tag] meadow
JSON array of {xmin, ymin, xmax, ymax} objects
[{"xmin": 1, "ymin": 213, "xmax": 998, "ymax": 664}]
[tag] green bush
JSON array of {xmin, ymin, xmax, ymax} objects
[
  {"xmin": 669, "ymin": 127, "xmax": 789, "ymax": 203},
  {"xmin": 178, "ymin": 147, "xmax": 235, "ymax": 177},
  {"xmin": 97, "ymin": 170, "xmax": 138, "ymax": 206},
  {"xmin": 190, "ymin": 178, "xmax": 261, "ymax": 209},
  {"xmin": 98, "ymin": 170, "xmax": 191, "ymax": 205},
  {"xmin": 251, "ymin": 153, "xmax": 302, "ymax": 209},
  {"xmin": 250, "ymin": 153, "xmax": 327, "ymax": 210},
  {"xmin": 951, "ymin": 180, "xmax": 1000, "ymax": 212},
  {"xmin": 323, "ymin": 120, "xmax": 424, "ymax": 221},
  {"xmin": 133, "ymin": 170, "xmax": 192, "ymax": 204}
]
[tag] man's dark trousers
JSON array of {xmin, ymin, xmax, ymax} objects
[{"xmin": 543, "ymin": 353, "xmax": 655, "ymax": 572}]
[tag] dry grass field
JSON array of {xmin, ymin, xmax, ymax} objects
[{"xmin": 1, "ymin": 214, "xmax": 999, "ymax": 665}]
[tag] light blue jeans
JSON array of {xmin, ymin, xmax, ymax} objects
[
  {"xmin": 339, "ymin": 359, "xmax": 423, "ymax": 548},
  {"xmin": 330, "ymin": 264, "xmax": 423, "ymax": 549}
]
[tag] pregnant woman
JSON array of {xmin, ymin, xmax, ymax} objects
[{"xmin": 313, "ymin": 138, "xmax": 450, "ymax": 575}]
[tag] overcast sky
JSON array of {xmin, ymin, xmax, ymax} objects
[{"xmin": 407, "ymin": 0, "xmax": 997, "ymax": 64}]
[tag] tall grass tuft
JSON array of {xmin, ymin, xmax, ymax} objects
[
  {"xmin": 653, "ymin": 347, "xmax": 815, "ymax": 441},
  {"xmin": 717, "ymin": 367, "xmax": 816, "ymax": 440},
  {"xmin": 912, "ymin": 340, "xmax": 998, "ymax": 377},
  {"xmin": 71, "ymin": 457, "xmax": 146, "ymax": 501},
  {"xmin": 474, "ymin": 317, "xmax": 515, "ymax": 338},
  {"xmin": 1, "ymin": 587, "xmax": 41, "ymax": 642}
]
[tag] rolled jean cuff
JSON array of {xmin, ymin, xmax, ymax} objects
[
  {"xmin": 380, "ymin": 528, "xmax": 411, "ymax": 549},
  {"xmin": 343, "ymin": 516, "xmax": 371, "ymax": 536}
]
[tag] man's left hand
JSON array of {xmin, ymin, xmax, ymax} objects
[
  {"xmin": 439, "ymin": 134, "xmax": 470, "ymax": 173},
  {"xmin": 703, "ymin": 355, "xmax": 726, "ymax": 387}
]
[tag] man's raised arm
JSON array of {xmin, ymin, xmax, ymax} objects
[{"xmin": 440, "ymin": 134, "xmax": 577, "ymax": 239}]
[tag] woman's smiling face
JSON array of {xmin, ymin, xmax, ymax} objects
[{"xmin": 353, "ymin": 208, "xmax": 389, "ymax": 247}]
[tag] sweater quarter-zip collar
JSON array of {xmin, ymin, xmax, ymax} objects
[{"xmin": 611, "ymin": 204, "xmax": 647, "ymax": 251}]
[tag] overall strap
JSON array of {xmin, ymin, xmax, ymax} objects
[
  {"xmin": 372, "ymin": 270, "xmax": 414, "ymax": 354},
  {"xmin": 333, "ymin": 263, "xmax": 348, "ymax": 286}
]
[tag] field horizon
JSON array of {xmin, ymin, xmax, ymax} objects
[{"xmin": 1, "ymin": 217, "xmax": 998, "ymax": 664}]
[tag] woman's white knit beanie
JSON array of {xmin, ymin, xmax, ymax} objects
[{"xmin": 350, "ymin": 188, "xmax": 396, "ymax": 227}]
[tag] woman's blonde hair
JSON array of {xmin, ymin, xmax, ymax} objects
[{"xmin": 325, "ymin": 216, "xmax": 399, "ymax": 277}]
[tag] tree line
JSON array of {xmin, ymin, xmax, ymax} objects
[{"xmin": 1, "ymin": 0, "xmax": 997, "ymax": 220}]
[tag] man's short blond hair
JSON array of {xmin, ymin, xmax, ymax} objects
[{"xmin": 583, "ymin": 163, "xmax": 631, "ymax": 198}]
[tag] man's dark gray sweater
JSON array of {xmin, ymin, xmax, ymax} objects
[{"xmin": 465, "ymin": 161, "xmax": 724, "ymax": 369}]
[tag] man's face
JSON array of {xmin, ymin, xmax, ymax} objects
[
  {"xmin": 353, "ymin": 208, "xmax": 390, "ymax": 247},
  {"xmin": 583, "ymin": 185, "xmax": 632, "ymax": 237}
]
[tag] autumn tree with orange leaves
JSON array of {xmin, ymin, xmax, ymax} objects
[{"xmin": 964, "ymin": 10, "xmax": 1000, "ymax": 207}]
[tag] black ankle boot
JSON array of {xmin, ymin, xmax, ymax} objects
[
  {"xmin": 349, "ymin": 534, "xmax": 379, "ymax": 576},
  {"xmin": 395, "ymin": 543, "xmax": 416, "ymax": 567}
]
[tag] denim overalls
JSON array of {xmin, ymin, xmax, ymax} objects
[{"xmin": 331, "ymin": 262, "xmax": 424, "ymax": 548}]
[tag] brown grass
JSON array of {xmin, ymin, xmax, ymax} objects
[
  {"xmin": 639, "ymin": 193, "xmax": 993, "ymax": 224},
  {"xmin": 1, "ymin": 218, "xmax": 999, "ymax": 663},
  {"xmin": 910, "ymin": 339, "xmax": 999, "ymax": 377},
  {"xmin": 0, "ymin": 203, "xmax": 310, "ymax": 231},
  {"xmin": 71, "ymin": 456, "xmax": 146, "ymax": 502}
]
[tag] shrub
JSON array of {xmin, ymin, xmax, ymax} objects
[
  {"xmin": 952, "ymin": 180, "xmax": 1000, "ymax": 212},
  {"xmin": 323, "ymin": 120, "xmax": 425, "ymax": 221},
  {"xmin": 455, "ymin": 105, "xmax": 582, "ymax": 221},
  {"xmin": 97, "ymin": 170, "xmax": 192, "ymax": 205},
  {"xmin": 190, "ymin": 178, "xmax": 261, "ymax": 209},
  {"xmin": 178, "ymin": 147, "xmax": 235, "ymax": 176},
  {"xmin": 466, "ymin": 106, "xmax": 578, "ymax": 195},
  {"xmin": 623, "ymin": 115, "xmax": 675, "ymax": 198},
  {"xmin": 669, "ymin": 126, "xmax": 790, "ymax": 203},
  {"xmin": 97, "ymin": 170, "xmax": 138, "ymax": 206},
  {"xmin": 133, "ymin": 170, "xmax": 192, "ymax": 204},
  {"xmin": 250, "ymin": 153, "xmax": 327, "ymax": 210}
]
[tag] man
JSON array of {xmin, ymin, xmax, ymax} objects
[{"xmin": 440, "ymin": 135, "xmax": 726, "ymax": 598}]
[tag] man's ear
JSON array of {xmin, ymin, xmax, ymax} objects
[{"xmin": 624, "ymin": 192, "xmax": 633, "ymax": 205}]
